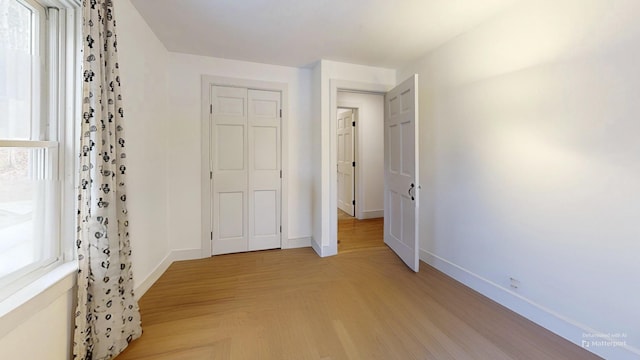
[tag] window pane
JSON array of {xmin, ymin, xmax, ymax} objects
[
  {"xmin": 0, "ymin": 147, "xmax": 57, "ymax": 278},
  {"xmin": 0, "ymin": 0, "xmax": 33, "ymax": 140}
]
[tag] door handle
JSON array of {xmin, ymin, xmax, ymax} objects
[{"xmin": 408, "ymin": 183, "xmax": 415, "ymax": 200}]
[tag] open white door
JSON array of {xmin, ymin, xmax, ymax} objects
[
  {"xmin": 384, "ymin": 75, "xmax": 419, "ymax": 272},
  {"xmin": 337, "ymin": 109, "xmax": 355, "ymax": 216}
]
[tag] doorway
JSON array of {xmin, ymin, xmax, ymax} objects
[
  {"xmin": 329, "ymin": 76, "xmax": 419, "ymax": 271},
  {"xmin": 336, "ymin": 91, "xmax": 385, "ymax": 253}
]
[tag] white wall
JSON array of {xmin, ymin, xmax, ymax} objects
[
  {"xmin": 398, "ymin": 0, "xmax": 640, "ymax": 358},
  {"xmin": 116, "ymin": 0, "xmax": 172, "ymax": 292},
  {"xmin": 0, "ymin": 286, "xmax": 74, "ymax": 359},
  {"xmin": 166, "ymin": 53, "xmax": 313, "ymax": 252},
  {"xmin": 337, "ymin": 92, "xmax": 384, "ymax": 218},
  {"xmin": 312, "ymin": 60, "xmax": 395, "ymax": 256}
]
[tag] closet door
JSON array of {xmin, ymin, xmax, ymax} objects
[
  {"xmin": 211, "ymin": 86, "xmax": 282, "ymax": 255},
  {"xmin": 211, "ymin": 86, "xmax": 249, "ymax": 255},
  {"xmin": 248, "ymin": 89, "xmax": 281, "ymax": 251}
]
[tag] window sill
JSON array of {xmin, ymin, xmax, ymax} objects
[{"xmin": 0, "ymin": 261, "xmax": 77, "ymax": 339}]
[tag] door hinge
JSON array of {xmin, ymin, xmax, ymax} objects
[
  {"xmin": 210, "ymin": 104, "xmax": 213, "ymax": 114},
  {"xmin": 210, "ymin": 171, "xmax": 213, "ymax": 179},
  {"xmin": 352, "ymin": 200, "xmax": 355, "ymax": 205},
  {"xmin": 210, "ymin": 231, "xmax": 213, "ymax": 240},
  {"xmin": 280, "ymin": 109, "xmax": 282, "ymax": 118},
  {"xmin": 352, "ymin": 161, "xmax": 356, "ymax": 167},
  {"xmin": 280, "ymin": 225, "xmax": 282, "ymax": 233},
  {"xmin": 352, "ymin": 121, "xmax": 356, "ymax": 127},
  {"xmin": 280, "ymin": 170, "xmax": 282, "ymax": 178}
]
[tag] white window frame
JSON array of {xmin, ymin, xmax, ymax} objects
[{"xmin": 0, "ymin": 0, "xmax": 80, "ymax": 308}]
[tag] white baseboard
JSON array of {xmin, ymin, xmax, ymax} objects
[
  {"xmin": 321, "ymin": 242, "xmax": 337, "ymax": 257},
  {"xmin": 134, "ymin": 253, "xmax": 173, "ymax": 300},
  {"xmin": 358, "ymin": 210, "xmax": 383, "ymax": 219},
  {"xmin": 311, "ymin": 238, "xmax": 322, "ymax": 256},
  {"xmin": 171, "ymin": 248, "xmax": 203, "ymax": 262},
  {"xmin": 134, "ymin": 248, "xmax": 203, "ymax": 300},
  {"xmin": 285, "ymin": 237, "xmax": 312, "ymax": 249},
  {"xmin": 420, "ymin": 249, "xmax": 640, "ymax": 360},
  {"xmin": 310, "ymin": 238, "xmax": 336, "ymax": 257}
]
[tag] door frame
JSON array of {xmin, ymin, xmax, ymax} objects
[
  {"xmin": 329, "ymin": 80, "xmax": 392, "ymax": 255},
  {"xmin": 201, "ymin": 75, "xmax": 289, "ymax": 257}
]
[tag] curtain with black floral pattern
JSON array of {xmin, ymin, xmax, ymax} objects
[{"xmin": 74, "ymin": 0, "xmax": 142, "ymax": 359}]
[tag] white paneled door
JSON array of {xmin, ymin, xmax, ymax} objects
[
  {"xmin": 384, "ymin": 75, "xmax": 419, "ymax": 272},
  {"xmin": 248, "ymin": 89, "xmax": 281, "ymax": 251},
  {"xmin": 337, "ymin": 109, "xmax": 355, "ymax": 216},
  {"xmin": 211, "ymin": 86, "xmax": 282, "ymax": 255}
]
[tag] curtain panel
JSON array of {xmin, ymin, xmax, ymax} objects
[{"xmin": 74, "ymin": 0, "xmax": 142, "ymax": 359}]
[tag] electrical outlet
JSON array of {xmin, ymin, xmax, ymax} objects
[{"xmin": 509, "ymin": 277, "xmax": 521, "ymax": 290}]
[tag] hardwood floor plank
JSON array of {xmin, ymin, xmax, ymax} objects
[{"xmin": 116, "ymin": 223, "xmax": 600, "ymax": 360}]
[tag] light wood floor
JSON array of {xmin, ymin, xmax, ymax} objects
[
  {"xmin": 338, "ymin": 216, "xmax": 384, "ymax": 253},
  {"xmin": 337, "ymin": 209, "xmax": 354, "ymax": 221},
  {"xmin": 117, "ymin": 222, "xmax": 600, "ymax": 360}
]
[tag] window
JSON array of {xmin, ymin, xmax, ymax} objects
[{"xmin": 0, "ymin": 0, "xmax": 79, "ymax": 300}]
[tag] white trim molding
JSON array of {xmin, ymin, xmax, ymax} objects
[
  {"xmin": 311, "ymin": 239, "xmax": 337, "ymax": 258},
  {"xmin": 284, "ymin": 237, "xmax": 312, "ymax": 249},
  {"xmin": 359, "ymin": 210, "xmax": 383, "ymax": 219}
]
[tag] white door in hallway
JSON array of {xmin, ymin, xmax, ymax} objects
[
  {"xmin": 211, "ymin": 86, "xmax": 281, "ymax": 255},
  {"xmin": 337, "ymin": 109, "xmax": 355, "ymax": 216},
  {"xmin": 384, "ymin": 75, "xmax": 419, "ymax": 272}
]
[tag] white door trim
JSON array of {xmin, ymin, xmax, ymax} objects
[
  {"xmin": 201, "ymin": 75, "xmax": 289, "ymax": 257},
  {"xmin": 328, "ymin": 80, "xmax": 393, "ymax": 255}
]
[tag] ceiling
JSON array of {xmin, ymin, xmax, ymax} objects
[{"xmin": 130, "ymin": 0, "xmax": 518, "ymax": 69}]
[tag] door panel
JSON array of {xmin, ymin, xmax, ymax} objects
[
  {"xmin": 218, "ymin": 97, "xmax": 244, "ymax": 115},
  {"xmin": 218, "ymin": 192, "xmax": 244, "ymax": 238},
  {"xmin": 211, "ymin": 86, "xmax": 282, "ymax": 255},
  {"xmin": 401, "ymin": 120, "xmax": 414, "ymax": 176},
  {"xmin": 390, "ymin": 191, "xmax": 402, "ymax": 239},
  {"xmin": 384, "ymin": 75, "xmax": 419, "ymax": 272},
  {"xmin": 337, "ymin": 109, "xmax": 355, "ymax": 216},
  {"xmin": 216, "ymin": 125, "xmax": 244, "ymax": 170},
  {"xmin": 253, "ymin": 190, "xmax": 277, "ymax": 236},
  {"xmin": 248, "ymin": 89, "xmax": 281, "ymax": 251},
  {"xmin": 389, "ymin": 124, "xmax": 400, "ymax": 173},
  {"xmin": 253, "ymin": 127, "xmax": 278, "ymax": 170}
]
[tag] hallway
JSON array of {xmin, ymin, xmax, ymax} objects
[{"xmin": 337, "ymin": 210, "xmax": 384, "ymax": 254}]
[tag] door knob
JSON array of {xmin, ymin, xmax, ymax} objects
[{"xmin": 408, "ymin": 183, "xmax": 415, "ymax": 200}]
